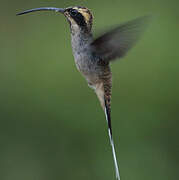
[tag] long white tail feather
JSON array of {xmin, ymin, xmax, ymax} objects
[{"xmin": 105, "ymin": 108, "xmax": 120, "ymax": 180}]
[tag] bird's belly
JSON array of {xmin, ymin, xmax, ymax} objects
[{"xmin": 75, "ymin": 58, "xmax": 100, "ymax": 86}]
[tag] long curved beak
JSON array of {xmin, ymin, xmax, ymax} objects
[{"xmin": 16, "ymin": 7, "xmax": 65, "ymax": 16}]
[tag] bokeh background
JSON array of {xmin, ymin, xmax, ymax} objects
[{"xmin": 0, "ymin": 0, "xmax": 178, "ymax": 180}]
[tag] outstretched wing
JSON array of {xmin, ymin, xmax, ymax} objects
[{"xmin": 91, "ymin": 16, "xmax": 151, "ymax": 62}]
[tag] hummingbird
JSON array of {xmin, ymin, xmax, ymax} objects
[{"xmin": 17, "ymin": 6, "xmax": 150, "ymax": 180}]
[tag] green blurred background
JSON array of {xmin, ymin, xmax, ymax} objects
[{"xmin": 0, "ymin": 0, "xmax": 178, "ymax": 179}]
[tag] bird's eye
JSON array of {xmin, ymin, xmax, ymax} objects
[{"xmin": 69, "ymin": 9, "xmax": 78, "ymax": 16}]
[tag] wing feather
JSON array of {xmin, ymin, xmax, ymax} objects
[{"xmin": 91, "ymin": 16, "xmax": 151, "ymax": 62}]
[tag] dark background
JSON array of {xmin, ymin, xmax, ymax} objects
[{"xmin": 0, "ymin": 0, "xmax": 178, "ymax": 180}]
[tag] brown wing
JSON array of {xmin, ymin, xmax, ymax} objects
[{"xmin": 91, "ymin": 16, "xmax": 151, "ymax": 62}]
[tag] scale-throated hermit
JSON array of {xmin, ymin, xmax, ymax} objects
[{"xmin": 17, "ymin": 6, "xmax": 150, "ymax": 180}]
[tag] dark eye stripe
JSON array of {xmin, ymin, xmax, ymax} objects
[{"xmin": 68, "ymin": 8, "xmax": 87, "ymax": 27}]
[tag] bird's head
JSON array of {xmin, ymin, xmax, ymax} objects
[
  {"xmin": 17, "ymin": 6, "xmax": 93, "ymax": 33},
  {"xmin": 64, "ymin": 7, "xmax": 93, "ymax": 33}
]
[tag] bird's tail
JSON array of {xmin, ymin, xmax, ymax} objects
[
  {"xmin": 95, "ymin": 79, "xmax": 120, "ymax": 180},
  {"xmin": 104, "ymin": 98, "xmax": 120, "ymax": 180}
]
